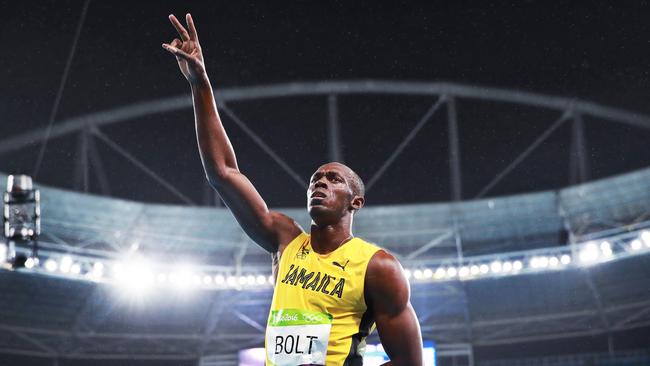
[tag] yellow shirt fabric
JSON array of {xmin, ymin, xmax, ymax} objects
[{"xmin": 266, "ymin": 232, "xmax": 381, "ymax": 366}]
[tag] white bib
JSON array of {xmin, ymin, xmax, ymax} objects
[{"xmin": 266, "ymin": 309, "xmax": 333, "ymax": 366}]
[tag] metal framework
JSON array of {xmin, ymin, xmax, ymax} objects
[{"xmin": 1, "ymin": 82, "xmax": 650, "ymax": 364}]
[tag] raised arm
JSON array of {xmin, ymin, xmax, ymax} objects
[
  {"xmin": 366, "ymin": 250, "xmax": 423, "ymax": 366},
  {"xmin": 162, "ymin": 14, "xmax": 302, "ymax": 253}
]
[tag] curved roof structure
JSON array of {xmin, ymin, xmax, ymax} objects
[{"xmin": 1, "ymin": 165, "xmax": 649, "ymax": 360}]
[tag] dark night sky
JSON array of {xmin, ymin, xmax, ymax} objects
[{"xmin": 2, "ymin": 1, "xmax": 650, "ymax": 207}]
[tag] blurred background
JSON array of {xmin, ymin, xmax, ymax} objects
[{"xmin": 1, "ymin": 1, "xmax": 650, "ymax": 365}]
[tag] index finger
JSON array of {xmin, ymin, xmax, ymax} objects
[
  {"xmin": 169, "ymin": 14, "xmax": 190, "ymax": 41},
  {"xmin": 186, "ymin": 13, "xmax": 199, "ymax": 41}
]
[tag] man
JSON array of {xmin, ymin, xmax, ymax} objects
[{"xmin": 163, "ymin": 13, "xmax": 422, "ymax": 366}]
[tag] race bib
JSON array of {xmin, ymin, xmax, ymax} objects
[{"xmin": 266, "ymin": 309, "xmax": 333, "ymax": 366}]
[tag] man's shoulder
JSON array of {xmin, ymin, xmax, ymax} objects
[{"xmin": 352, "ymin": 236, "xmax": 383, "ymax": 253}]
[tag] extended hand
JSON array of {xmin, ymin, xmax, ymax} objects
[{"xmin": 162, "ymin": 13, "xmax": 206, "ymax": 84}]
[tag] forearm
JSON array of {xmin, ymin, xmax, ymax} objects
[{"xmin": 190, "ymin": 74, "xmax": 239, "ymax": 182}]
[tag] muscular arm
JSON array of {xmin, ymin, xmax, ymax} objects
[
  {"xmin": 163, "ymin": 14, "xmax": 301, "ymax": 253},
  {"xmin": 366, "ymin": 250, "xmax": 423, "ymax": 366}
]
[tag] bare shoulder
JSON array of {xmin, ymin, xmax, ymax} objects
[
  {"xmin": 365, "ymin": 249, "xmax": 410, "ymax": 315},
  {"xmin": 269, "ymin": 211, "xmax": 303, "ymax": 251}
]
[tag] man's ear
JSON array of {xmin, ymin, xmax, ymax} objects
[{"xmin": 350, "ymin": 196, "xmax": 365, "ymax": 211}]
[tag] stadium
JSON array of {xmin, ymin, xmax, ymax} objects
[{"xmin": 1, "ymin": 2, "xmax": 649, "ymax": 366}]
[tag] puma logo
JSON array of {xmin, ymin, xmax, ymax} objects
[{"xmin": 332, "ymin": 259, "xmax": 349, "ymax": 271}]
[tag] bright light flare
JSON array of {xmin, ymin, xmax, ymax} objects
[
  {"xmin": 458, "ymin": 266, "xmax": 470, "ymax": 278},
  {"xmin": 641, "ymin": 230, "xmax": 650, "ymax": 246},
  {"xmin": 0, "ymin": 244, "xmax": 7, "ymax": 263},
  {"xmin": 446, "ymin": 267, "xmax": 457, "ymax": 278},
  {"xmin": 170, "ymin": 267, "xmax": 193, "ymax": 290},
  {"xmin": 579, "ymin": 243, "xmax": 600, "ymax": 265},
  {"xmin": 490, "ymin": 261, "xmax": 502, "ymax": 273},
  {"xmin": 91, "ymin": 262, "xmax": 104, "ymax": 279},
  {"xmin": 60, "ymin": 256, "xmax": 73, "ymax": 273},
  {"xmin": 116, "ymin": 260, "xmax": 155, "ymax": 293},
  {"xmin": 413, "ymin": 269, "xmax": 423, "ymax": 280},
  {"xmin": 470, "ymin": 265, "xmax": 480, "ymax": 275},
  {"xmin": 560, "ymin": 254, "xmax": 572, "ymax": 265},
  {"xmin": 45, "ymin": 259, "xmax": 58, "ymax": 272},
  {"xmin": 600, "ymin": 241, "xmax": 613, "ymax": 257},
  {"xmin": 256, "ymin": 275, "xmax": 267, "ymax": 285}
]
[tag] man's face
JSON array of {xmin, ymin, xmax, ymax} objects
[{"xmin": 307, "ymin": 163, "xmax": 355, "ymax": 223}]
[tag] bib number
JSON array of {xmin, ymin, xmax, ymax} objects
[{"xmin": 266, "ymin": 309, "xmax": 333, "ymax": 366}]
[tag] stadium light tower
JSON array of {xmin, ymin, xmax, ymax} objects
[{"xmin": 2, "ymin": 175, "xmax": 40, "ymax": 269}]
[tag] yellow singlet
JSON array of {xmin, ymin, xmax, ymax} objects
[{"xmin": 265, "ymin": 232, "xmax": 381, "ymax": 366}]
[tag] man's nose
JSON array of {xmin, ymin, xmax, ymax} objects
[{"xmin": 314, "ymin": 179, "xmax": 327, "ymax": 189}]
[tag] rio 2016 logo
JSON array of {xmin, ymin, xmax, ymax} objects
[{"xmin": 301, "ymin": 313, "xmax": 323, "ymax": 323}]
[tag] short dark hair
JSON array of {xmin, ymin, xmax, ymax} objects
[{"xmin": 347, "ymin": 169, "xmax": 365, "ymax": 198}]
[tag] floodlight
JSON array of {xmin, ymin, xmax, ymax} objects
[
  {"xmin": 549, "ymin": 256, "xmax": 559, "ymax": 267},
  {"xmin": 579, "ymin": 243, "xmax": 600, "ymax": 264},
  {"xmin": 458, "ymin": 266, "xmax": 470, "ymax": 278},
  {"xmin": 203, "ymin": 275, "xmax": 213, "ymax": 285},
  {"xmin": 538, "ymin": 256, "xmax": 549, "ymax": 268},
  {"xmin": 91, "ymin": 262, "xmax": 104, "ymax": 279},
  {"xmin": 600, "ymin": 241, "xmax": 613, "ymax": 257},
  {"xmin": 0, "ymin": 243, "xmax": 7, "ymax": 264},
  {"xmin": 3, "ymin": 175, "xmax": 40, "ymax": 268},
  {"xmin": 446, "ymin": 267, "xmax": 457, "ymax": 278},
  {"xmin": 470, "ymin": 265, "xmax": 480, "ymax": 275},
  {"xmin": 215, "ymin": 274, "xmax": 225, "ymax": 284},
  {"xmin": 70, "ymin": 263, "xmax": 81, "ymax": 275},
  {"xmin": 24, "ymin": 257, "xmax": 36, "ymax": 269},
  {"xmin": 117, "ymin": 259, "xmax": 155, "ymax": 293},
  {"xmin": 60, "ymin": 256, "xmax": 73, "ymax": 273},
  {"xmin": 490, "ymin": 261, "xmax": 502, "ymax": 273},
  {"xmin": 45, "ymin": 259, "xmax": 58, "ymax": 272},
  {"xmin": 238, "ymin": 276, "xmax": 247, "ymax": 285},
  {"xmin": 256, "ymin": 275, "xmax": 267, "ymax": 285},
  {"xmin": 423, "ymin": 268, "xmax": 433, "ymax": 278},
  {"xmin": 226, "ymin": 276, "xmax": 237, "ymax": 286},
  {"xmin": 170, "ymin": 266, "xmax": 193, "ymax": 290},
  {"xmin": 246, "ymin": 275, "xmax": 256, "ymax": 285},
  {"xmin": 641, "ymin": 230, "xmax": 650, "ymax": 246},
  {"xmin": 413, "ymin": 269, "xmax": 423, "ymax": 279},
  {"xmin": 502, "ymin": 261, "xmax": 512, "ymax": 272},
  {"xmin": 479, "ymin": 264, "xmax": 489, "ymax": 274},
  {"xmin": 434, "ymin": 267, "xmax": 446, "ymax": 279},
  {"xmin": 512, "ymin": 260, "xmax": 523, "ymax": 271},
  {"xmin": 560, "ymin": 254, "xmax": 571, "ymax": 265},
  {"xmin": 192, "ymin": 275, "xmax": 201, "ymax": 285},
  {"xmin": 630, "ymin": 239, "xmax": 643, "ymax": 251}
]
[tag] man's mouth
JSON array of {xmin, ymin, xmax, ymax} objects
[{"xmin": 310, "ymin": 191, "xmax": 327, "ymax": 199}]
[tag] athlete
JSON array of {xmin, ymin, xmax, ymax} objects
[{"xmin": 163, "ymin": 13, "xmax": 423, "ymax": 366}]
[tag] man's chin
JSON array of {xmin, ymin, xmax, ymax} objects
[{"xmin": 308, "ymin": 204, "xmax": 329, "ymax": 218}]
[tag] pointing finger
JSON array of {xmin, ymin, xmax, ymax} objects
[
  {"xmin": 168, "ymin": 14, "xmax": 190, "ymax": 41},
  {"xmin": 186, "ymin": 13, "xmax": 199, "ymax": 41}
]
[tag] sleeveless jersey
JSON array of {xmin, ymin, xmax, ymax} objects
[{"xmin": 266, "ymin": 232, "xmax": 381, "ymax": 366}]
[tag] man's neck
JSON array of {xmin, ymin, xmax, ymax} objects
[{"xmin": 309, "ymin": 219, "xmax": 354, "ymax": 254}]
